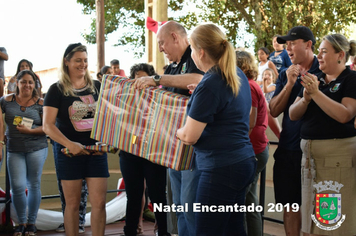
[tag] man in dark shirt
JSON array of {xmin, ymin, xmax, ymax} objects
[
  {"xmin": 269, "ymin": 26, "xmax": 321, "ymax": 236},
  {"xmin": 134, "ymin": 21, "xmax": 204, "ymax": 236}
]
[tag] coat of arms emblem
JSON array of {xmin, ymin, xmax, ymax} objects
[{"xmin": 311, "ymin": 181, "xmax": 346, "ymax": 231}]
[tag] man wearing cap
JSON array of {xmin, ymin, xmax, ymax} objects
[{"xmin": 269, "ymin": 26, "xmax": 321, "ymax": 236}]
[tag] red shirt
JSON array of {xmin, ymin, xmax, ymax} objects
[{"xmin": 248, "ymin": 79, "xmax": 268, "ymax": 154}]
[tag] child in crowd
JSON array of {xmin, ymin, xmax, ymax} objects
[
  {"xmin": 262, "ymin": 68, "xmax": 277, "ymax": 103},
  {"xmin": 262, "ymin": 68, "xmax": 281, "ymax": 139},
  {"xmin": 110, "ymin": 59, "xmax": 126, "ymax": 77},
  {"xmin": 96, "ymin": 66, "xmax": 112, "ymax": 82},
  {"xmin": 256, "ymin": 47, "xmax": 278, "ymax": 87}
]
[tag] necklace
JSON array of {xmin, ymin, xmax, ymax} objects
[
  {"xmin": 16, "ymin": 96, "xmax": 34, "ymax": 112},
  {"xmin": 72, "ymin": 79, "xmax": 89, "ymax": 92},
  {"xmin": 275, "ymin": 50, "xmax": 284, "ymax": 53},
  {"xmin": 73, "ymin": 83, "xmax": 89, "ymax": 93}
]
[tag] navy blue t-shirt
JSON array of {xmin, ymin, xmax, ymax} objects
[
  {"xmin": 272, "ymin": 56, "xmax": 321, "ymax": 150},
  {"xmin": 269, "ymin": 49, "xmax": 292, "ymax": 73},
  {"xmin": 187, "ymin": 66, "xmax": 255, "ymax": 170},
  {"xmin": 298, "ymin": 67, "xmax": 356, "ymax": 139}
]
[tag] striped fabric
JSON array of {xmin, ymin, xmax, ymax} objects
[{"xmin": 91, "ymin": 75, "xmax": 194, "ymax": 170}]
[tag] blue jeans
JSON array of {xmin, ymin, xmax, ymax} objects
[
  {"xmin": 7, "ymin": 148, "xmax": 48, "ymax": 224},
  {"xmin": 169, "ymin": 160, "xmax": 201, "ymax": 236},
  {"xmin": 245, "ymin": 145, "xmax": 269, "ymax": 236},
  {"xmin": 195, "ymin": 156, "xmax": 256, "ymax": 236}
]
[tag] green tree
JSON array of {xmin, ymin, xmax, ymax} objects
[
  {"xmin": 183, "ymin": 0, "xmax": 356, "ymax": 53},
  {"xmin": 77, "ymin": 0, "xmax": 146, "ymax": 56},
  {"xmin": 77, "ymin": 0, "xmax": 356, "ymax": 56}
]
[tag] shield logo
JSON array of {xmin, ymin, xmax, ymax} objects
[
  {"xmin": 329, "ymin": 83, "xmax": 340, "ymax": 93},
  {"xmin": 181, "ymin": 62, "xmax": 187, "ymax": 74},
  {"xmin": 315, "ymin": 193, "xmax": 341, "ymax": 224}
]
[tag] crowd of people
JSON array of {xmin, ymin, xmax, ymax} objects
[{"xmin": 1, "ymin": 20, "xmax": 356, "ymax": 236}]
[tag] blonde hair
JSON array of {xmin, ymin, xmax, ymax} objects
[
  {"xmin": 323, "ymin": 34, "xmax": 356, "ymax": 63},
  {"xmin": 59, "ymin": 45, "xmax": 96, "ymax": 96},
  {"xmin": 262, "ymin": 68, "xmax": 277, "ymax": 83},
  {"xmin": 235, "ymin": 50, "xmax": 258, "ymax": 80},
  {"xmin": 190, "ymin": 24, "xmax": 240, "ymax": 96}
]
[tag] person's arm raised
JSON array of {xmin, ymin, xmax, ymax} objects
[{"xmin": 269, "ymin": 65, "xmax": 300, "ymax": 117}]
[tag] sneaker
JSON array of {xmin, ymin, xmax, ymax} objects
[
  {"xmin": 56, "ymin": 223, "xmax": 65, "ymax": 233},
  {"xmin": 79, "ymin": 225, "xmax": 85, "ymax": 234}
]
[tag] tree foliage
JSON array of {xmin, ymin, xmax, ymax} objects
[
  {"xmin": 77, "ymin": 0, "xmax": 145, "ymax": 56},
  {"xmin": 77, "ymin": 0, "xmax": 356, "ymax": 57}
]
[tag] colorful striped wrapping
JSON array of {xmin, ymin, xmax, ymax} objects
[{"xmin": 91, "ymin": 74, "xmax": 194, "ymax": 170}]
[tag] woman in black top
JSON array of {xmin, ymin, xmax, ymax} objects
[{"xmin": 289, "ymin": 34, "xmax": 356, "ymax": 235}]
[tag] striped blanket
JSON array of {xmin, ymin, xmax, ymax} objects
[{"xmin": 91, "ymin": 75, "xmax": 194, "ymax": 170}]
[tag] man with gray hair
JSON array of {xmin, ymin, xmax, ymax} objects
[{"xmin": 135, "ymin": 21, "xmax": 204, "ymax": 236}]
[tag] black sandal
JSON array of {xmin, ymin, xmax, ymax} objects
[
  {"xmin": 13, "ymin": 225, "xmax": 26, "ymax": 236},
  {"xmin": 25, "ymin": 224, "xmax": 37, "ymax": 236}
]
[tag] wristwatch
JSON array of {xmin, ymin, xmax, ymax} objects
[{"xmin": 152, "ymin": 75, "xmax": 162, "ymax": 86}]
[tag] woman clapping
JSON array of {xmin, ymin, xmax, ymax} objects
[{"xmin": 289, "ymin": 34, "xmax": 356, "ymax": 236}]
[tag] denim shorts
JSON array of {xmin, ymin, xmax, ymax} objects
[{"xmin": 53, "ymin": 141, "xmax": 109, "ymax": 180}]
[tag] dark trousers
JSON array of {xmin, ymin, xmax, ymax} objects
[
  {"xmin": 195, "ymin": 157, "xmax": 256, "ymax": 236},
  {"xmin": 119, "ymin": 151, "xmax": 169, "ymax": 236}
]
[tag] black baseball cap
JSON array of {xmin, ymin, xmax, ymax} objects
[{"xmin": 277, "ymin": 26, "xmax": 316, "ymax": 45}]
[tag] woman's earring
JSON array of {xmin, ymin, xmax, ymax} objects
[{"xmin": 337, "ymin": 60, "xmax": 341, "ymax": 64}]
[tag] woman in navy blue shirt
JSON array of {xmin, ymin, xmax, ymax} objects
[{"xmin": 176, "ymin": 24, "xmax": 256, "ymax": 236}]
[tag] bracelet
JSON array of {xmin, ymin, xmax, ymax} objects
[{"xmin": 283, "ymin": 87, "xmax": 288, "ymax": 91}]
